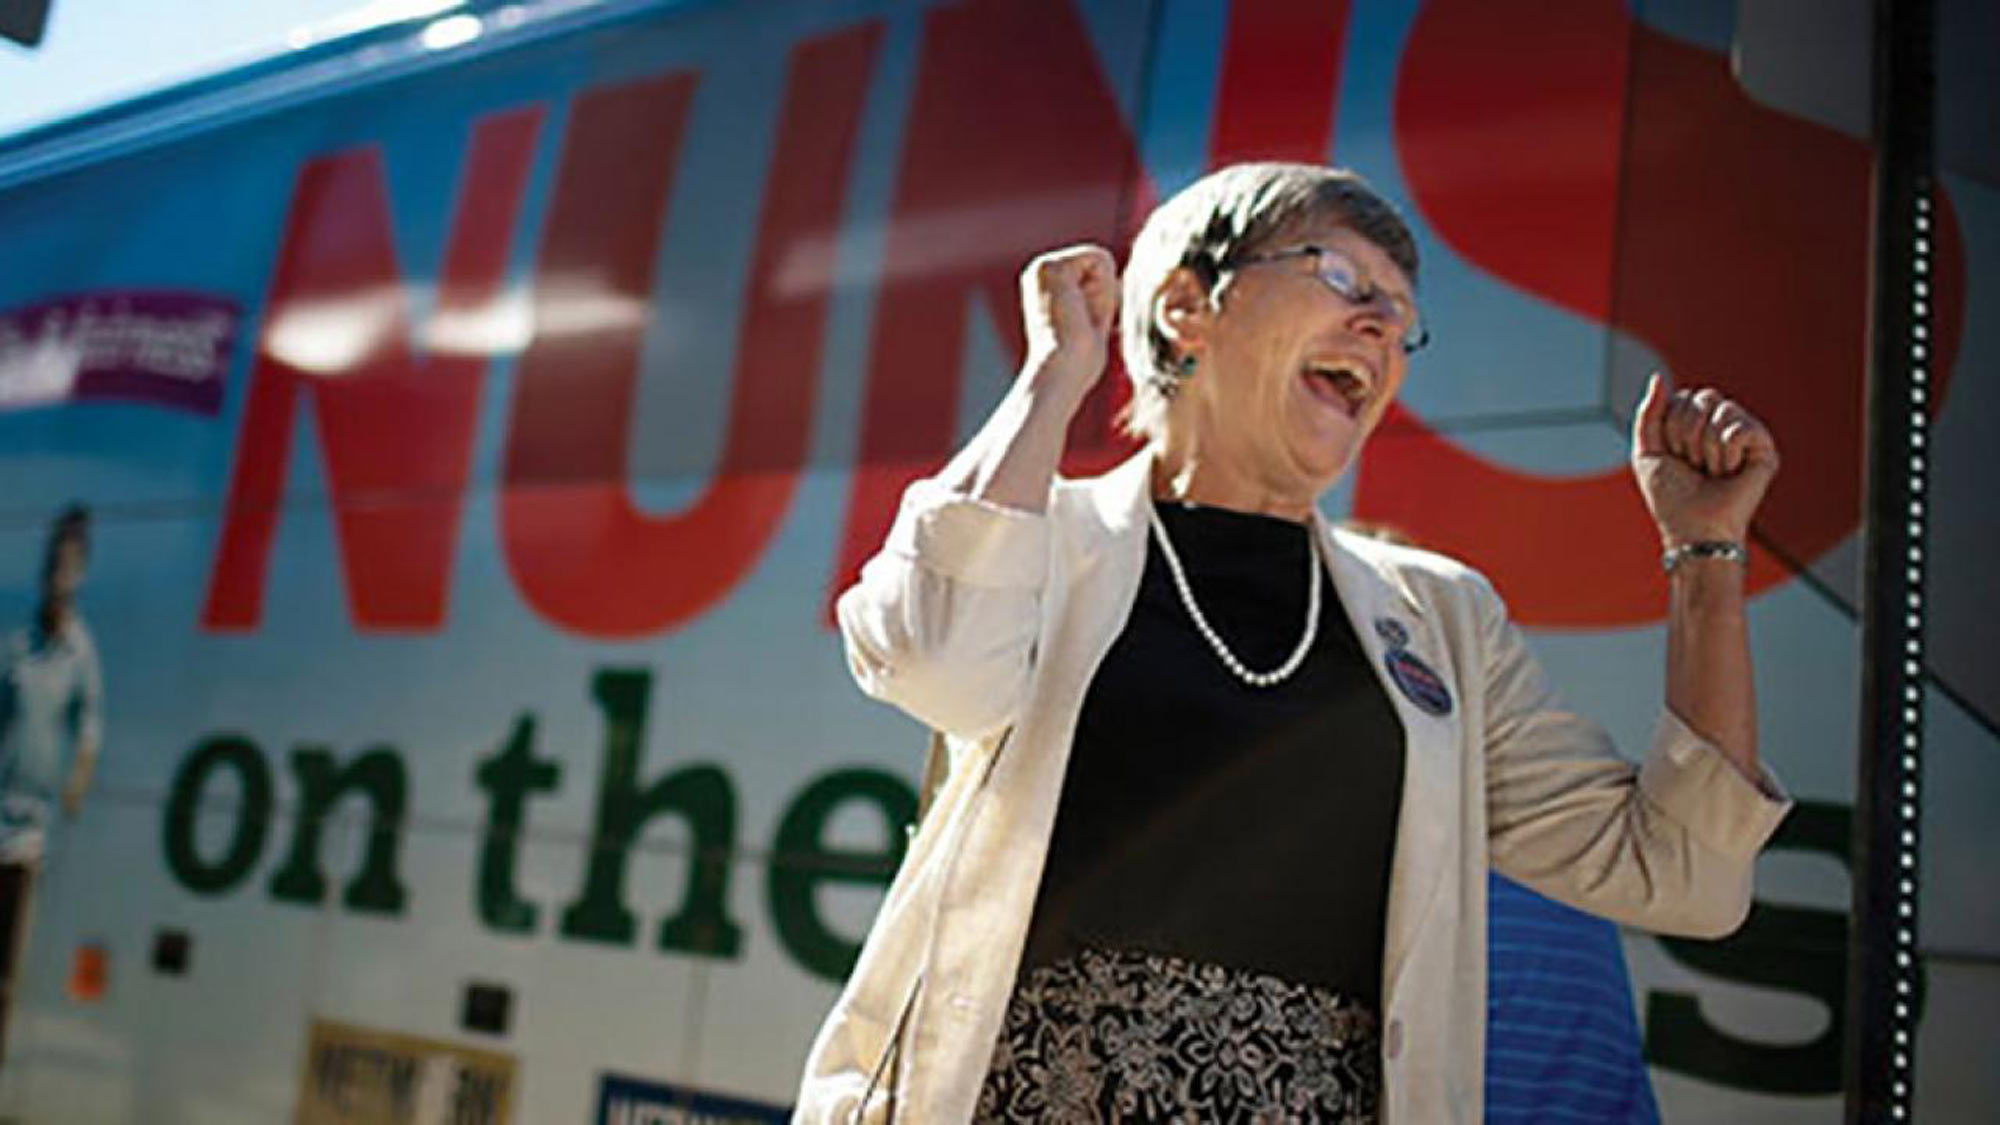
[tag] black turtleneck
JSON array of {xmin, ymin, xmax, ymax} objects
[{"xmin": 1015, "ymin": 501, "xmax": 1406, "ymax": 1008}]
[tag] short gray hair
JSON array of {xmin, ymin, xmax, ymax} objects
[{"xmin": 1117, "ymin": 163, "xmax": 1418, "ymax": 441}]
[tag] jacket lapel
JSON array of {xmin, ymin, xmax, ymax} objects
[{"xmin": 1319, "ymin": 522, "xmax": 1463, "ymax": 1007}]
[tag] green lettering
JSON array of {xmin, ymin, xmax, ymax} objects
[
  {"xmin": 163, "ymin": 734, "xmax": 274, "ymax": 895},
  {"xmin": 473, "ymin": 715, "xmax": 561, "ymax": 934},
  {"xmin": 768, "ymin": 768, "xmax": 915, "ymax": 982},
  {"xmin": 558, "ymin": 669, "xmax": 742, "ymax": 957},
  {"xmin": 1645, "ymin": 799, "xmax": 1926, "ymax": 1093},
  {"xmin": 268, "ymin": 745, "xmax": 409, "ymax": 914}
]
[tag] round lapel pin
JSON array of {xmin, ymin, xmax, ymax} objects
[
  {"xmin": 1373, "ymin": 616, "xmax": 1411, "ymax": 649},
  {"xmin": 1385, "ymin": 648, "xmax": 1454, "ymax": 717}
]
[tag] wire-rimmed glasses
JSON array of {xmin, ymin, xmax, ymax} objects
[{"xmin": 1230, "ymin": 244, "xmax": 1429, "ymax": 355}]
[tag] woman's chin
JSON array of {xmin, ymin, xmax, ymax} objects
[{"xmin": 1288, "ymin": 436, "xmax": 1361, "ymax": 495}]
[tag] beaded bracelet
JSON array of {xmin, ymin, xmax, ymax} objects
[{"xmin": 1661, "ymin": 540, "xmax": 1747, "ymax": 573}]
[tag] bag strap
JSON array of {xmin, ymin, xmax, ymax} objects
[{"xmin": 852, "ymin": 963, "xmax": 922, "ymax": 1123}]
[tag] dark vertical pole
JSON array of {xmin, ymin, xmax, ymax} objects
[{"xmin": 1847, "ymin": 1, "xmax": 1934, "ymax": 1122}]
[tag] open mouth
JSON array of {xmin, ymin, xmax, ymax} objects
[{"xmin": 1301, "ymin": 360, "xmax": 1372, "ymax": 421}]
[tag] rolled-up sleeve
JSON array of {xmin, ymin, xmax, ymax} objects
[
  {"xmin": 1636, "ymin": 708, "xmax": 1789, "ymax": 861},
  {"xmin": 835, "ymin": 480, "xmax": 1050, "ymax": 740},
  {"xmin": 1479, "ymin": 577, "xmax": 1792, "ymax": 939}
]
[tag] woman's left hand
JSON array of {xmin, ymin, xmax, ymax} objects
[{"xmin": 1630, "ymin": 373, "xmax": 1781, "ymax": 547}]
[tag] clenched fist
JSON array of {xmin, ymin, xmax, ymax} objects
[
  {"xmin": 1630, "ymin": 372, "xmax": 1781, "ymax": 549},
  {"xmin": 1019, "ymin": 244, "xmax": 1119, "ymax": 408}
]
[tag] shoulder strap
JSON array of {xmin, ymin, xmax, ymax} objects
[{"xmin": 853, "ymin": 725, "xmax": 1006, "ymax": 1122}]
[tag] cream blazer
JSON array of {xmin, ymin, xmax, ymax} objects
[{"xmin": 794, "ymin": 451, "xmax": 1791, "ymax": 1123}]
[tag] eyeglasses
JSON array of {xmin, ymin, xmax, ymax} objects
[{"xmin": 1229, "ymin": 244, "xmax": 1430, "ymax": 354}]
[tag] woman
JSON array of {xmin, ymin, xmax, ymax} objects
[
  {"xmin": 0, "ymin": 504, "xmax": 102, "ymax": 1062},
  {"xmin": 794, "ymin": 164, "xmax": 1790, "ymax": 1123}
]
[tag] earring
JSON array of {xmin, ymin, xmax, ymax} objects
[{"xmin": 1154, "ymin": 352, "xmax": 1196, "ymax": 400}]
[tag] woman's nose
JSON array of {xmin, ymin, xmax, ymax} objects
[{"xmin": 1348, "ymin": 306, "xmax": 1391, "ymax": 338}]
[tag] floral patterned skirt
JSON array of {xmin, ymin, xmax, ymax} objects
[{"xmin": 974, "ymin": 946, "xmax": 1380, "ymax": 1124}]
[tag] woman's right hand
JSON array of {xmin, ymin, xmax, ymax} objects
[
  {"xmin": 931, "ymin": 244, "xmax": 1120, "ymax": 512},
  {"xmin": 843, "ymin": 247, "xmax": 1120, "ymax": 731},
  {"xmin": 1019, "ymin": 244, "xmax": 1119, "ymax": 409}
]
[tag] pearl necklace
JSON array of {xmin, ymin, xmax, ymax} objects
[{"xmin": 1145, "ymin": 502, "xmax": 1321, "ymax": 688}]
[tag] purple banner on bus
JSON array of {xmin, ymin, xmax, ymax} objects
[{"xmin": 0, "ymin": 291, "xmax": 237, "ymax": 414}]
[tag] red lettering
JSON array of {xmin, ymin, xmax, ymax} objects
[
  {"xmin": 1379, "ymin": 0, "xmax": 1964, "ymax": 625},
  {"xmin": 501, "ymin": 25, "xmax": 882, "ymax": 638},
  {"xmin": 829, "ymin": 0, "xmax": 1147, "ymax": 613},
  {"xmin": 201, "ymin": 107, "xmax": 542, "ymax": 631},
  {"xmin": 1210, "ymin": 0, "xmax": 1351, "ymax": 165}
]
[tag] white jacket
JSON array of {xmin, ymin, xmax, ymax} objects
[{"xmin": 795, "ymin": 451, "xmax": 1791, "ymax": 1123}]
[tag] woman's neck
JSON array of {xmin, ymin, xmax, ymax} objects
[
  {"xmin": 1149, "ymin": 442, "xmax": 1317, "ymax": 523},
  {"xmin": 36, "ymin": 598, "xmax": 72, "ymax": 642}
]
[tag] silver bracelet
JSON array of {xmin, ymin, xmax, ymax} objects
[{"xmin": 1661, "ymin": 540, "xmax": 1747, "ymax": 573}]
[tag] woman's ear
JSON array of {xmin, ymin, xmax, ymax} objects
[{"xmin": 1151, "ymin": 266, "xmax": 1213, "ymax": 358}]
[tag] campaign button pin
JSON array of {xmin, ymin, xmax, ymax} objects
[
  {"xmin": 1385, "ymin": 648, "xmax": 1453, "ymax": 716},
  {"xmin": 1373, "ymin": 617, "xmax": 1411, "ymax": 649}
]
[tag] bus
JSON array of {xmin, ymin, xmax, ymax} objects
[{"xmin": 0, "ymin": 0, "xmax": 1994, "ymax": 1120}]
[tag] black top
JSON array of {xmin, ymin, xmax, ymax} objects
[{"xmin": 1015, "ymin": 501, "xmax": 1406, "ymax": 1008}]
